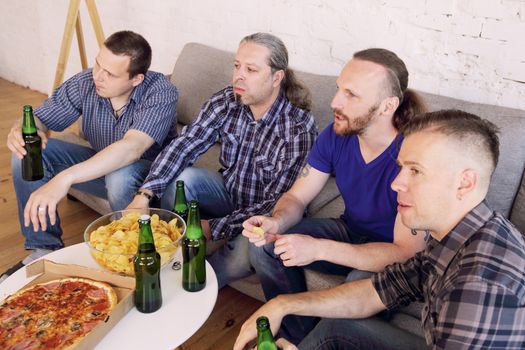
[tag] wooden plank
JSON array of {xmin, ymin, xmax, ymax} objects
[
  {"xmin": 52, "ymin": 0, "xmax": 82, "ymax": 90},
  {"xmin": 75, "ymin": 14, "xmax": 88, "ymax": 69},
  {"xmin": 85, "ymin": 0, "xmax": 105, "ymax": 46}
]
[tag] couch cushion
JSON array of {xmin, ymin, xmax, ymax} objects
[
  {"xmin": 311, "ymin": 195, "xmax": 345, "ymax": 219},
  {"xmin": 484, "ymin": 115, "xmax": 525, "ymax": 219},
  {"xmin": 307, "ymin": 177, "xmax": 340, "ymax": 216},
  {"xmin": 510, "ymin": 173, "xmax": 525, "ymax": 233},
  {"xmin": 171, "ymin": 43, "xmax": 234, "ymax": 126},
  {"xmin": 295, "ymin": 71, "xmax": 336, "ymax": 131},
  {"xmin": 418, "ymin": 91, "xmax": 525, "ymax": 218},
  {"xmin": 389, "ymin": 313, "xmax": 425, "ymax": 338}
]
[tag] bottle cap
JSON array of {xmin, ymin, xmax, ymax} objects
[{"xmin": 139, "ymin": 214, "xmax": 151, "ymax": 221}]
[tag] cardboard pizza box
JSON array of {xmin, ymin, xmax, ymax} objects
[{"xmin": 20, "ymin": 259, "xmax": 135, "ymax": 349}]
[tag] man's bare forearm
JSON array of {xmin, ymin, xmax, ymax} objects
[
  {"xmin": 60, "ymin": 132, "xmax": 153, "ymax": 185},
  {"xmin": 279, "ymin": 278, "xmax": 386, "ymax": 319},
  {"xmin": 271, "ymin": 192, "xmax": 306, "ymax": 232},
  {"xmin": 317, "ymin": 239, "xmax": 415, "ymax": 272}
]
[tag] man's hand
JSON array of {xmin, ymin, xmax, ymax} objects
[
  {"xmin": 275, "ymin": 338, "xmax": 298, "ymax": 350},
  {"xmin": 24, "ymin": 173, "xmax": 73, "ymax": 232},
  {"xmin": 242, "ymin": 216, "xmax": 281, "ymax": 247},
  {"xmin": 126, "ymin": 193, "xmax": 150, "ymax": 211},
  {"xmin": 234, "ymin": 298, "xmax": 286, "ymax": 350},
  {"xmin": 274, "ymin": 234, "xmax": 320, "ymax": 267},
  {"xmin": 7, "ymin": 120, "xmax": 48, "ymax": 159},
  {"xmin": 200, "ymin": 219, "xmax": 212, "ymax": 240}
]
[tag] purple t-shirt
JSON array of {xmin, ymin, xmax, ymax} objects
[{"xmin": 307, "ymin": 124, "xmax": 402, "ymax": 242}]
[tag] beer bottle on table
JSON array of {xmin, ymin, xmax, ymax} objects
[
  {"xmin": 256, "ymin": 316, "xmax": 278, "ymax": 350},
  {"xmin": 21, "ymin": 105, "xmax": 44, "ymax": 181},
  {"xmin": 173, "ymin": 180, "xmax": 188, "ymax": 223},
  {"xmin": 133, "ymin": 214, "xmax": 162, "ymax": 313},
  {"xmin": 182, "ymin": 200, "xmax": 206, "ymax": 292}
]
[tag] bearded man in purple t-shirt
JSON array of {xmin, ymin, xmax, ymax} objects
[{"xmin": 243, "ymin": 48, "xmax": 428, "ymax": 344}]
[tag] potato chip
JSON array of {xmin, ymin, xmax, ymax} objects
[
  {"xmin": 88, "ymin": 212, "xmax": 184, "ymax": 275},
  {"xmin": 253, "ymin": 226, "xmax": 265, "ymax": 238}
]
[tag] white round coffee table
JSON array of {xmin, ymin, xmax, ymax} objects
[{"xmin": 0, "ymin": 243, "xmax": 218, "ymax": 349}]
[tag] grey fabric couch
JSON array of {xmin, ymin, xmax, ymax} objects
[{"xmin": 60, "ymin": 43, "xmax": 525, "ymax": 338}]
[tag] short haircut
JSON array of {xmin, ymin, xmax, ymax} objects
[
  {"xmin": 403, "ymin": 109, "xmax": 500, "ymax": 176},
  {"xmin": 104, "ymin": 31, "xmax": 152, "ymax": 78}
]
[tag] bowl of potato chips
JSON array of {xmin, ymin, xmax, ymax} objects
[{"xmin": 84, "ymin": 208, "xmax": 186, "ymax": 276}]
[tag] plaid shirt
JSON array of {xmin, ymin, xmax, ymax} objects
[
  {"xmin": 35, "ymin": 69, "xmax": 178, "ymax": 161},
  {"xmin": 372, "ymin": 201, "xmax": 525, "ymax": 349},
  {"xmin": 142, "ymin": 87, "xmax": 316, "ymax": 240}
]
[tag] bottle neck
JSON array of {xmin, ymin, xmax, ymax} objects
[
  {"xmin": 174, "ymin": 200, "xmax": 188, "ymax": 213},
  {"xmin": 22, "ymin": 108, "xmax": 37, "ymax": 135},
  {"xmin": 257, "ymin": 328, "xmax": 276, "ymax": 345},
  {"xmin": 174, "ymin": 184, "xmax": 188, "ymax": 213},
  {"xmin": 138, "ymin": 222, "xmax": 155, "ymax": 248},
  {"xmin": 186, "ymin": 207, "xmax": 202, "ymax": 240}
]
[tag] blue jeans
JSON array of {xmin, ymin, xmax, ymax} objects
[
  {"xmin": 160, "ymin": 167, "xmax": 253, "ymax": 288},
  {"xmin": 298, "ymin": 318, "xmax": 430, "ymax": 350},
  {"xmin": 249, "ymin": 218, "xmax": 377, "ymax": 344},
  {"xmin": 12, "ymin": 138, "xmax": 151, "ymax": 250}
]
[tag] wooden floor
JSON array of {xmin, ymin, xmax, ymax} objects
[{"xmin": 0, "ymin": 78, "xmax": 262, "ymax": 349}]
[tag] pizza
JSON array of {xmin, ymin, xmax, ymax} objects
[{"xmin": 0, "ymin": 277, "xmax": 117, "ymax": 350}]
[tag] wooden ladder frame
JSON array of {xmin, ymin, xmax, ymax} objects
[{"xmin": 52, "ymin": 0, "xmax": 105, "ymax": 90}]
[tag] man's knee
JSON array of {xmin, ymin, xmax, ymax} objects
[
  {"xmin": 175, "ymin": 167, "xmax": 209, "ymax": 196},
  {"xmin": 249, "ymin": 242, "xmax": 277, "ymax": 268},
  {"xmin": 106, "ymin": 161, "xmax": 150, "ymax": 191},
  {"xmin": 11, "ymin": 153, "xmax": 21, "ymax": 175},
  {"xmin": 175, "ymin": 167, "xmax": 201, "ymax": 184},
  {"xmin": 106, "ymin": 167, "xmax": 134, "ymax": 195},
  {"xmin": 105, "ymin": 162, "xmax": 150, "ymax": 209}
]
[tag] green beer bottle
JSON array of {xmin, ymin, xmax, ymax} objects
[
  {"xmin": 21, "ymin": 105, "xmax": 44, "ymax": 181},
  {"xmin": 173, "ymin": 180, "xmax": 188, "ymax": 224},
  {"xmin": 133, "ymin": 214, "xmax": 162, "ymax": 313},
  {"xmin": 256, "ymin": 316, "xmax": 278, "ymax": 350},
  {"xmin": 182, "ymin": 200, "xmax": 206, "ymax": 292}
]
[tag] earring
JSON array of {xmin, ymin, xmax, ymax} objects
[{"xmin": 457, "ymin": 194, "xmax": 462, "ymax": 200}]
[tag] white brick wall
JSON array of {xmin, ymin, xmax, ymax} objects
[{"xmin": 0, "ymin": 0, "xmax": 523, "ymax": 110}]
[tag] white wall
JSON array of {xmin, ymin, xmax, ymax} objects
[{"xmin": 1, "ymin": 0, "xmax": 524, "ymax": 110}]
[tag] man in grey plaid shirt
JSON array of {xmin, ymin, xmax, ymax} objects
[
  {"xmin": 235, "ymin": 109, "xmax": 525, "ymax": 350},
  {"xmin": 129, "ymin": 33, "xmax": 317, "ymax": 287}
]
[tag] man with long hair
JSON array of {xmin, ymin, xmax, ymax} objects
[
  {"xmin": 128, "ymin": 33, "xmax": 317, "ymax": 287},
  {"xmin": 243, "ymin": 48, "xmax": 428, "ymax": 343}
]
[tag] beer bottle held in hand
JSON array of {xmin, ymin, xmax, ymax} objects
[
  {"xmin": 133, "ymin": 214, "xmax": 162, "ymax": 313},
  {"xmin": 21, "ymin": 105, "xmax": 44, "ymax": 181},
  {"xmin": 182, "ymin": 200, "xmax": 206, "ymax": 292},
  {"xmin": 256, "ymin": 316, "xmax": 278, "ymax": 350},
  {"xmin": 173, "ymin": 180, "xmax": 188, "ymax": 224}
]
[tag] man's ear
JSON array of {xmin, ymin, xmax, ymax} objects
[
  {"xmin": 131, "ymin": 73, "xmax": 145, "ymax": 87},
  {"xmin": 457, "ymin": 169, "xmax": 477, "ymax": 200},
  {"xmin": 382, "ymin": 96, "xmax": 400, "ymax": 116},
  {"xmin": 272, "ymin": 70, "xmax": 285, "ymax": 88}
]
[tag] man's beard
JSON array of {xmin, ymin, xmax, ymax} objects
[{"xmin": 332, "ymin": 104, "xmax": 379, "ymax": 136}]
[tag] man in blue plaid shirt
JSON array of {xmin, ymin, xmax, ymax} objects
[
  {"xmin": 4, "ymin": 31, "xmax": 178, "ymax": 279},
  {"xmin": 235, "ymin": 110, "xmax": 525, "ymax": 350},
  {"xmin": 129, "ymin": 33, "xmax": 317, "ymax": 287}
]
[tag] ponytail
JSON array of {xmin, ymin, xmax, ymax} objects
[
  {"xmin": 394, "ymin": 89, "xmax": 428, "ymax": 131},
  {"xmin": 282, "ymin": 69, "xmax": 312, "ymax": 111}
]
